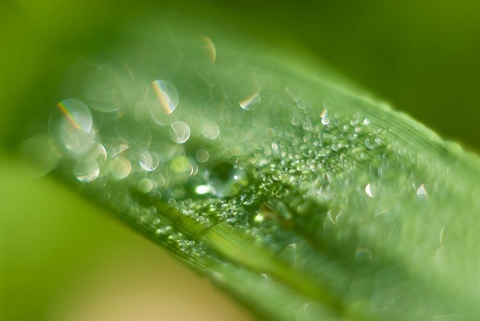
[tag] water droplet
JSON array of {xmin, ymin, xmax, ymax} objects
[
  {"xmin": 169, "ymin": 121, "xmax": 191, "ymax": 144},
  {"xmin": 291, "ymin": 115, "xmax": 302, "ymax": 126},
  {"xmin": 201, "ymin": 36, "xmax": 216, "ymax": 64},
  {"xmin": 320, "ymin": 109, "xmax": 330, "ymax": 125},
  {"xmin": 196, "ymin": 149, "xmax": 210, "ymax": 163},
  {"xmin": 75, "ymin": 157, "xmax": 100, "ymax": 182},
  {"xmin": 20, "ymin": 134, "xmax": 59, "ymax": 176},
  {"xmin": 151, "ymin": 79, "xmax": 179, "ymax": 115},
  {"xmin": 365, "ymin": 183, "xmax": 376, "ymax": 198},
  {"xmin": 363, "ymin": 118, "xmax": 371, "ymax": 126},
  {"xmin": 416, "ymin": 184, "xmax": 428, "ymax": 198},
  {"xmin": 208, "ymin": 162, "xmax": 247, "ymax": 197},
  {"xmin": 53, "ymin": 99, "xmax": 96, "ymax": 156},
  {"xmin": 239, "ymin": 91, "xmax": 261, "ymax": 110},
  {"xmin": 170, "ymin": 156, "xmax": 192, "ymax": 174},
  {"xmin": 108, "ymin": 143, "xmax": 129, "ymax": 158},
  {"xmin": 285, "ymin": 84, "xmax": 302, "ymax": 102},
  {"xmin": 138, "ymin": 178, "xmax": 156, "ymax": 193},
  {"xmin": 139, "ymin": 150, "xmax": 160, "ymax": 171},
  {"xmin": 365, "ymin": 136, "xmax": 381, "ymax": 150},
  {"xmin": 84, "ymin": 62, "xmax": 135, "ymax": 113},
  {"xmin": 202, "ymin": 121, "xmax": 220, "ymax": 140},
  {"xmin": 56, "ymin": 99, "xmax": 93, "ymax": 132},
  {"xmin": 89, "ymin": 143, "xmax": 107, "ymax": 164},
  {"xmin": 110, "ymin": 156, "xmax": 131, "ymax": 179}
]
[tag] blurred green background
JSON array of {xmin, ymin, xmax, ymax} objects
[{"xmin": 1, "ymin": 0, "xmax": 480, "ymax": 320}]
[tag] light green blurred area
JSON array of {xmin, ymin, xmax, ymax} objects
[{"xmin": 1, "ymin": 0, "xmax": 480, "ymax": 320}]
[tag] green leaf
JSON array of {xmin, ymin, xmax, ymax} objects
[{"xmin": 27, "ymin": 18, "xmax": 480, "ymax": 321}]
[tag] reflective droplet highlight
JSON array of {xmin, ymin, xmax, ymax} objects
[
  {"xmin": 365, "ymin": 183, "xmax": 375, "ymax": 198},
  {"xmin": 195, "ymin": 185, "xmax": 211, "ymax": 195},
  {"xmin": 254, "ymin": 213, "xmax": 265, "ymax": 223}
]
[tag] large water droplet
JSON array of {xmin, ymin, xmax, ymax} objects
[
  {"xmin": 20, "ymin": 134, "xmax": 59, "ymax": 176},
  {"xmin": 365, "ymin": 136, "xmax": 381, "ymax": 150},
  {"xmin": 56, "ymin": 99, "xmax": 93, "ymax": 132},
  {"xmin": 202, "ymin": 121, "xmax": 220, "ymax": 140},
  {"xmin": 207, "ymin": 162, "xmax": 247, "ymax": 197},
  {"xmin": 151, "ymin": 79, "xmax": 179, "ymax": 115},
  {"xmin": 139, "ymin": 150, "xmax": 160, "ymax": 171},
  {"xmin": 239, "ymin": 91, "xmax": 261, "ymax": 110},
  {"xmin": 75, "ymin": 157, "xmax": 100, "ymax": 182},
  {"xmin": 169, "ymin": 121, "xmax": 191, "ymax": 144},
  {"xmin": 53, "ymin": 99, "xmax": 96, "ymax": 156},
  {"xmin": 84, "ymin": 62, "xmax": 135, "ymax": 113},
  {"xmin": 138, "ymin": 178, "xmax": 156, "ymax": 193},
  {"xmin": 109, "ymin": 156, "xmax": 132, "ymax": 179}
]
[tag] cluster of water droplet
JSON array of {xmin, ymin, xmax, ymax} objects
[
  {"xmin": 36, "ymin": 23, "xmax": 480, "ymax": 320},
  {"xmin": 44, "ymin": 27, "xmax": 438, "ymax": 251}
]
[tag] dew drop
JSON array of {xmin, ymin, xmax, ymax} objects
[
  {"xmin": 151, "ymin": 79, "xmax": 179, "ymax": 115},
  {"xmin": 20, "ymin": 134, "xmax": 59, "ymax": 176},
  {"xmin": 169, "ymin": 121, "xmax": 191, "ymax": 144},
  {"xmin": 84, "ymin": 62, "xmax": 135, "ymax": 113},
  {"xmin": 365, "ymin": 183, "xmax": 376, "ymax": 198},
  {"xmin": 202, "ymin": 122, "xmax": 220, "ymax": 140},
  {"xmin": 138, "ymin": 178, "xmax": 156, "ymax": 193},
  {"xmin": 201, "ymin": 36, "xmax": 216, "ymax": 64},
  {"xmin": 170, "ymin": 156, "xmax": 192, "ymax": 174},
  {"xmin": 109, "ymin": 143, "xmax": 129, "ymax": 158},
  {"xmin": 254, "ymin": 213, "xmax": 265, "ymax": 223},
  {"xmin": 196, "ymin": 149, "xmax": 210, "ymax": 163},
  {"xmin": 110, "ymin": 156, "xmax": 131, "ymax": 179},
  {"xmin": 89, "ymin": 143, "xmax": 107, "ymax": 164},
  {"xmin": 239, "ymin": 91, "xmax": 261, "ymax": 110},
  {"xmin": 416, "ymin": 184, "xmax": 428, "ymax": 198},
  {"xmin": 75, "ymin": 158, "xmax": 100, "ymax": 182},
  {"xmin": 53, "ymin": 99, "xmax": 96, "ymax": 156},
  {"xmin": 139, "ymin": 150, "xmax": 160, "ymax": 171},
  {"xmin": 365, "ymin": 137, "xmax": 381, "ymax": 150},
  {"xmin": 285, "ymin": 84, "xmax": 302, "ymax": 102},
  {"xmin": 195, "ymin": 185, "xmax": 211, "ymax": 195},
  {"xmin": 320, "ymin": 109, "xmax": 330, "ymax": 125},
  {"xmin": 208, "ymin": 162, "xmax": 247, "ymax": 197},
  {"xmin": 56, "ymin": 99, "xmax": 93, "ymax": 132}
]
